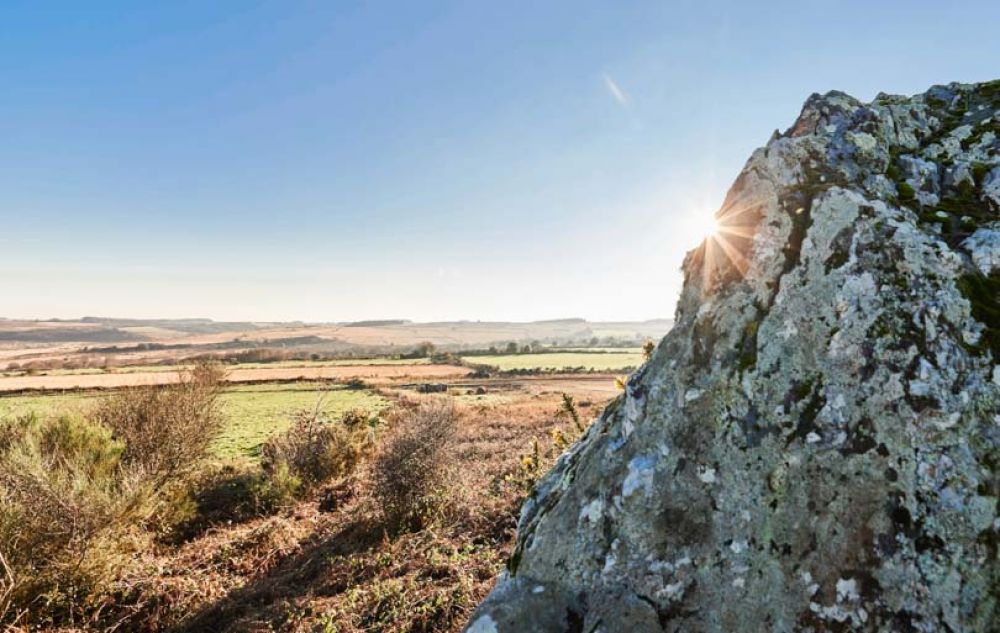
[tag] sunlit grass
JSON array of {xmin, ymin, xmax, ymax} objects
[
  {"xmin": 464, "ymin": 351, "xmax": 643, "ymax": 371},
  {"xmin": 0, "ymin": 381, "xmax": 388, "ymax": 459},
  {"xmin": 0, "ymin": 357, "xmax": 432, "ymax": 378}
]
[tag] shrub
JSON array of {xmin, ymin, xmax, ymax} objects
[
  {"xmin": 370, "ymin": 401, "xmax": 459, "ymax": 532},
  {"xmin": 643, "ymin": 339, "xmax": 656, "ymax": 361},
  {"xmin": 92, "ymin": 362, "xmax": 226, "ymax": 488},
  {"xmin": 0, "ymin": 362, "xmax": 227, "ymax": 624},
  {"xmin": 0, "ymin": 413, "xmax": 147, "ymax": 620},
  {"xmin": 261, "ymin": 405, "xmax": 375, "ymax": 496},
  {"xmin": 556, "ymin": 393, "xmax": 584, "ymax": 434},
  {"xmin": 343, "ymin": 377, "xmax": 368, "ymax": 390}
]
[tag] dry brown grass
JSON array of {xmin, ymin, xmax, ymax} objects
[
  {"xmin": 1, "ymin": 380, "xmax": 612, "ymax": 632},
  {"xmin": 126, "ymin": 387, "xmax": 600, "ymax": 632},
  {"xmin": 0, "ymin": 364, "xmax": 471, "ymax": 394}
]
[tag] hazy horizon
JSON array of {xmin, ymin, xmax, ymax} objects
[
  {"xmin": 4, "ymin": 1, "xmax": 999, "ymax": 323},
  {"xmin": 0, "ymin": 314, "xmax": 673, "ymax": 325}
]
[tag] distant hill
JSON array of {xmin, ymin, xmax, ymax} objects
[{"xmin": 0, "ymin": 316, "xmax": 673, "ymax": 370}]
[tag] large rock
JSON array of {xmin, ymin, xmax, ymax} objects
[{"xmin": 467, "ymin": 81, "xmax": 1000, "ymax": 631}]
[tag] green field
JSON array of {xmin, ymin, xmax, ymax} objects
[
  {"xmin": 214, "ymin": 382, "xmax": 386, "ymax": 457},
  {"xmin": 551, "ymin": 347, "xmax": 644, "ymax": 354},
  {"xmin": 0, "ymin": 381, "xmax": 387, "ymax": 458},
  {"xmin": 464, "ymin": 351, "xmax": 643, "ymax": 371}
]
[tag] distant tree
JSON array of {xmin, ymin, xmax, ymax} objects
[
  {"xmin": 520, "ymin": 344, "xmax": 532, "ymax": 354},
  {"xmin": 414, "ymin": 342, "xmax": 436, "ymax": 358},
  {"xmin": 589, "ymin": 337, "xmax": 600, "ymax": 347},
  {"xmin": 488, "ymin": 346, "xmax": 499, "ymax": 354},
  {"xmin": 505, "ymin": 342, "xmax": 518, "ymax": 354}
]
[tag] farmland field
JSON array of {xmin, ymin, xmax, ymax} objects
[
  {"xmin": 214, "ymin": 382, "xmax": 387, "ymax": 457},
  {"xmin": 0, "ymin": 356, "xmax": 432, "ymax": 379},
  {"xmin": 0, "ymin": 381, "xmax": 387, "ymax": 458},
  {"xmin": 465, "ymin": 351, "xmax": 644, "ymax": 371},
  {"xmin": 0, "ymin": 362, "xmax": 470, "ymax": 393}
]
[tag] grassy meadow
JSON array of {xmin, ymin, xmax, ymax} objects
[
  {"xmin": 214, "ymin": 382, "xmax": 387, "ymax": 457},
  {"xmin": 0, "ymin": 381, "xmax": 387, "ymax": 458}
]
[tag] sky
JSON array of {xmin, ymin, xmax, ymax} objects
[{"xmin": 1, "ymin": 1, "xmax": 998, "ymax": 323}]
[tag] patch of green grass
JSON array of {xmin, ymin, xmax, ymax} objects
[
  {"xmin": 547, "ymin": 347, "xmax": 644, "ymax": 353},
  {"xmin": 0, "ymin": 382, "xmax": 388, "ymax": 459},
  {"xmin": 216, "ymin": 382, "xmax": 386, "ymax": 458},
  {"xmin": 464, "ymin": 352, "xmax": 643, "ymax": 371},
  {"xmin": 0, "ymin": 391, "xmax": 100, "ymax": 418}
]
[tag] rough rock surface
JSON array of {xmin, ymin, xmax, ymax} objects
[{"xmin": 467, "ymin": 81, "xmax": 1000, "ymax": 632}]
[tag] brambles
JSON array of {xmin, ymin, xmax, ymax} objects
[{"xmin": 371, "ymin": 401, "xmax": 459, "ymax": 532}]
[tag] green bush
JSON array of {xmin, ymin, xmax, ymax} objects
[{"xmin": 0, "ymin": 413, "xmax": 144, "ymax": 620}]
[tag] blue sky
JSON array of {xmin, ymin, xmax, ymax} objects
[{"xmin": 2, "ymin": 1, "xmax": 998, "ymax": 322}]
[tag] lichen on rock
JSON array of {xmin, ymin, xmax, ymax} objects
[{"xmin": 466, "ymin": 80, "xmax": 1000, "ymax": 632}]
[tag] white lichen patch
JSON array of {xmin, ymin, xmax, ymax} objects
[
  {"xmin": 579, "ymin": 498, "xmax": 604, "ymax": 524},
  {"xmin": 467, "ymin": 615, "xmax": 498, "ymax": 633},
  {"xmin": 836, "ymin": 577, "xmax": 859, "ymax": 602},
  {"xmin": 697, "ymin": 466, "xmax": 717, "ymax": 484},
  {"xmin": 622, "ymin": 455, "xmax": 656, "ymax": 498}
]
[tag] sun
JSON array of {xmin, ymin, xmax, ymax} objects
[
  {"xmin": 692, "ymin": 196, "xmax": 764, "ymax": 286},
  {"xmin": 696, "ymin": 213, "xmax": 721, "ymax": 240}
]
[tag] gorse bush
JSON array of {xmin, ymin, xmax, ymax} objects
[
  {"xmin": 0, "ymin": 413, "xmax": 143, "ymax": 619},
  {"xmin": 0, "ymin": 362, "xmax": 225, "ymax": 626},
  {"xmin": 261, "ymin": 404, "xmax": 377, "ymax": 501},
  {"xmin": 370, "ymin": 401, "xmax": 459, "ymax": 532}
]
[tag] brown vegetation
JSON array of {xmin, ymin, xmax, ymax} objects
[
  {"xmin": 0, "ymin": 363, "xmax": 225, "ymax": 627},
  {"xmin": 0, "ymin": 364, "xmax": 472, "ymax": 394},
  {"xmin": 371, "ymin": 400, "xmax": 460, "ymax": 532},
  {"xmin": 0, "ymin": 374, "xmax": 610, "ymax": 632},
  {"xmin": 261, "ymin": 405, "xmax": 377, "ymax": 499}
]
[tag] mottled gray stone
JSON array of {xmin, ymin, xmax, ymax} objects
[{"xmin": 467, "ymin": 81, "xmax": 1000, "ymax": 632}]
